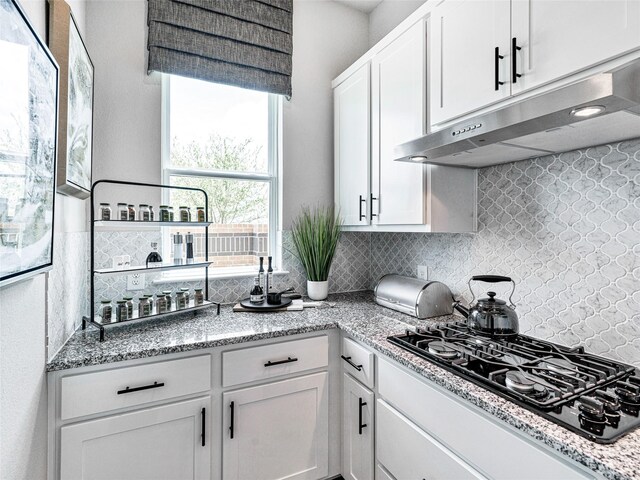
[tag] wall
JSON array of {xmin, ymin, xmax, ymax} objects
[
  {"xmin": 368, "ymin": 0, "xmax": 425, "ymax": 46},
  {"xmin": 282, "ymin": 0, "xmax": 369, "ymax": 227},
  {"xmin": 0, "ymin": 1, "xmax": 88, "ymax": 477},
  {"xmin": 369, "ymin": 138, "xmax": 640, "ymax": 367}
]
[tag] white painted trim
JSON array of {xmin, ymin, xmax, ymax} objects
[{"xmin": 159, "ymin": 75, "xmax": 283, "ymax": 275}]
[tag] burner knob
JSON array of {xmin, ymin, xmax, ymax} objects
[
  {"xmin": 616, "ymin": 381, "xmax": 640, "ymax": 404},
  {"xmin": 578, "ymin": 396, "xmax": 605, "ymax": 420},
  {"xmin": 595, "ymin": 390, "xmax": 621, "ymax": 413}
]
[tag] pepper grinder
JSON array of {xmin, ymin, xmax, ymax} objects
[
  {"xmin": 173, "ymin": 232, "xmax": 184, "ymax": 265},
  {"xmin": 185, "ymin": 232, "xmax": 194, "ymax": 264}
]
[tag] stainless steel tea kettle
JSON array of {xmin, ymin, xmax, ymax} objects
[{"xmin": 453, "ymin": 275, "xmax": 519, "ymax": 338}]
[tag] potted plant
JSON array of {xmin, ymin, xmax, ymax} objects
[{"xmin": 291, "ymin": 206, "xmax": 342, "ymax": 300}]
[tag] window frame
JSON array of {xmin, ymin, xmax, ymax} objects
[{"xmin": 160, "ymin": 74, "xmax": 283, "ymax": 278}]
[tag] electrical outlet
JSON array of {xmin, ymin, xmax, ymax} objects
[
  {"xmin": 417, "ymin": 265, "xmax": 429, "ymax": 280},
  {"xmin": 127, "ymin": 273, "xmax": 146, "ymax": 291}
]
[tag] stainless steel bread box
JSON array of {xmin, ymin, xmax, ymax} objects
[{"xmin": 374, "ymin": 274, "xmax": 454, "ymax": 319}]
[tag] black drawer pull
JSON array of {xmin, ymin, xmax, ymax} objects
[
  {"xmin": 117, "ymin": 381, "xmax": 165, "ymax": 395},
  {"xmin": 358, "ymin": 397, "xmax": 368, "ymax": 435},
  {"xmin": 229, "ymin": 401, "xmax": 235, "ymax": 439},
  {"xmin": 201, "ymin": 407, "xmax": 206, "ymax": 447},
  {"xmin": 264, "ymin": 356, "xmax": 298, "ymax": 367},
  {"xmin": 341, "ymin": 355, "xmax": 363, "ymax": 371},
  {"xmin": 370, "ymin": 194, "xmax": 378, "ymax": 220}
]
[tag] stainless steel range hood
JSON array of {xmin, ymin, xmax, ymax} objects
[{"xmin": 395, "ymin": 60, "xmax": 640, "ymax": 168}]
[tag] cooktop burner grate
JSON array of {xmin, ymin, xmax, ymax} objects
[{"xmin": 388, "ymin": 323, "xmax": 640, "ymax": 443}]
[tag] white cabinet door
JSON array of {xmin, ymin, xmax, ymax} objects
[
  {"xmin": 334, "ymin": 63, "xmax": 371, "ymax": 226},
  {"xmin": 372, "ymin": 20, "xmax": 428, "ymax": 225},
  {"xmin": 342, "ymin": 373, "xmax": 374, "ymax": 480},
  {"xmin": 60, "ymin": 397, "xmax": 211, "ymax": 480},
  {"xmin": 377, "ymin": 400, "xmax": 486, "ymax": 480},
  {"xmin": 223, "ymin": 372, "xmax": 328, "ymax": 480},
  {"xmin": 511, "ymin": 0, "xmax": 640, "ymax": 94},
  {"xmin": 430, "ymin": 0, "xmax": 511, "ymax": 126}
]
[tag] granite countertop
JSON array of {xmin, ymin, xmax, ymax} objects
[{"xmin": 48, "ymin": 291, "xmax": 639, "ymax": 480}]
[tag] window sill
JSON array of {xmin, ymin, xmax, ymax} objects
[{"xmin": 152, "ymin": 269, "xmax": 290, "ymax": 285}]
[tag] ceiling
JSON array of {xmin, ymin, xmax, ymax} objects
[{"xmin": 333, "ymin": 0, "xmax": 383, "ymax": 14}]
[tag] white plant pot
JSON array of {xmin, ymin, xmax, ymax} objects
[{"xmin": 307, "ymin": 280, "xmax": 329, "ymax": 300}]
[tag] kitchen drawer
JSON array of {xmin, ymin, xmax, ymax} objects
[
  {"xmin": 378, "ymin": 359, "xmax": 593, "ymax": 479},
  {"xmin": 60, "ymin": 355, "xmax": 211, "ymax": 421},
  {"xmin": 341, "ymin": 337, "xmax": 375, "ymax": 388},
  {"xmin": 222, "ymin": 335, "xmax": 328, "ymax": 387},
  {"xmin": 377, "ymin": 399, "xmax": 485, "ymax": 480}
]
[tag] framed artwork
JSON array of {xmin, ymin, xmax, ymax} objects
[
  {"xmin": 48, "ymin": 0, "xmax": 93, "ymax": 199},
  {"xmin": 0, "ymin": 0, "xmax": 59, "ymax": 286}
]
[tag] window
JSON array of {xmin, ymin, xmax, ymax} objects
[{"xmin": 162, "ymin": 75, "xmax": 281, "ymax": 276}]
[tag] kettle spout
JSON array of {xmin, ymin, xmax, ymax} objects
[{"xmin": 452, "ymin": 300, "xmax": 469, "ymax": 318}]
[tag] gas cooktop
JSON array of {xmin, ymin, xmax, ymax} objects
[{"xmin": 388, "ymin": 323, "xmax": 640, "ymax": 443}]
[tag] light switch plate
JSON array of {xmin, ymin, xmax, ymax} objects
[{"xmin": 417, "ymin": 265, "xmax": 429, "ymax": 280}]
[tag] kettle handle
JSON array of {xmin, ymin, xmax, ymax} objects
[{"xmin": 468, "ymin": 276, "xmax": 516, "ymax": 306}]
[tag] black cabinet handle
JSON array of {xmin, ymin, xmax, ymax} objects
[
  {"xmin": 359, "ymin": 195, "xmax": 366, "ymax": 221},
  {"xmin": 117, "ymin": 381, "xmax": 164, "ymax": 395},
  {"xmin": 370, "ymin": 194, "xmax": 377, "ymax": 220},
  {"xmin": 201, "ymin": 407, "xmax": 206, "ymax": 447},
  {"xmin": 358, "ymin": 397, "xmax": 368, "ymax": 435},
  {"xmin": 264, "ymin": 356, "xmax": 298, "ymax": 367},
  {"xmin": 512, "ymin": 37, "xmax": 522, "ymax": 83},
  {"xmin": 471, "ymin": 275, "xmax": 512, "ymax": 283},
  {"xmin": 341, "ymin": 355, "xmax": 363, "ymax": 372},
  {"xmin": 494, "ymin": 47, "xmax": 505, "ymax": 91},
  {"xmin": 229, "ymin": 401, "xmax": 235, "ymax": 439}
]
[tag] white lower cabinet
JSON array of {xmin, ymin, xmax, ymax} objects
[
  {"xmin": 222, "ymin": 372, "xmax": 329, "ymax": 480},
  {"xmin": 60, "ymin": 397, "xmax": 211, "ymax": 480},
  {"xmin": 377, "ymin": 399, "xmax": 484, "ymax": 480},
  {"xmin": 342, "ymin": 373, "xmax": 374, "ymax": 480}
]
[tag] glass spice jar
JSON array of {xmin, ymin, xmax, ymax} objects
[
  {"xmin": 127, "ymin": 204, "xmax": 136, "ymax": 221},
  {"xmin": 138, "ymin": 296, "xmax": 151, "ymax": 317},
  {"xmin": 123, "ymin": 296, "xmax": 134, "ymax": 318},
  {"xmin": 196, "ymin": 207, "xmax": 205, "ymax": 223},
  {"xmin": 176, "ymin": 291, "xmax": 187, "ymax": 309},
  {"xmin": 155, "ymin": 293, "xmax": 167, "ymax": 314},
  {"xmin": 99, "ymin": 300, "xmax": 112, "ymax": 323},
  {"xmin": 180, "ymin": 287, "xmax": 190, "ymax": 305},
  {"xmin": 149, "ymin": 205, "xmax": 155, "ymax": 221},
  {"xmin": 163, "ymin": 290, "xmax": 173, "ymax": 310},
  {"xmin": 168, "ymin": 206, "xmax": 175, "ymax": 221},
  {"xmin": 99, "ymin": 203, "xmax": 112, "ymax": 221},
  {"xmin": 159, "ymin": 205, "xmax": 170, "ymax": 222},
  {"xmin": 139, "ymin": 204, "xmax": 150, "ymax": 221},
  {"xmin": 117, "ymin": 203, "xmax": 128, "ymax": 220},
  {"xmin": 194, "ymin": 288, "xmax": 204, "ymax": 306},
  {"xmin": 116, "ymin": 300, "xmax": 128, "ymax": 322},
  {"xmin": 179, "ymin": 206, "xmax": 191, "ymax": 222}
]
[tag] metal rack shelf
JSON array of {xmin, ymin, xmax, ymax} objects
[
  {"xmin": 95, "ymin": 262, "xmax": 213, "ymax": 276},
  {"xmin": 82, "ymin": 179, "xmax": 220, "ymax": 341},
  {"xmin": 94, "ymin": 220, "xmax": 211, "ymax": 228},
  {"xmin": 84, "ymin": 300, "xmax": 220, "ymax": 341}
]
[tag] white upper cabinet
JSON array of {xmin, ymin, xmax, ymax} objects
[
  {"xmin": 334, "ymin": 63, "xmax": 371, "ymax": 226},
  {"xmin": 430, "ymin": 0, "xmax": 511, "ymax": 125},
  {"xmin": 510, "ymin": 0, "xmax": 640, "ymax": 94},
  {"xmin": 430, "ymin": 0, "xmax": 640, "ymax": 126},
  {"xmin": 372, "ymin": 19, "xmax": 428, "ymax": 225}
]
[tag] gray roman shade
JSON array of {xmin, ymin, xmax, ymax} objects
[{"xmin": 147, "ymin": 0, "xmax": 292, "ymax": 97}]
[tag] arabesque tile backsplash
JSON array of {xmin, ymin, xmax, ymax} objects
[{"xmin": 90, "ymin": 138, "xmax": 640, "ymax": 367}]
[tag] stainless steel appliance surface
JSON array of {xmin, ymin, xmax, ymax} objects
[
  {"xmin": 374, "ymin": 274, "xmax": 454, "ymax": 319},
  {"xmin": 388, "ymin": 323, "xmax": 640, "ymax": 443},
  {"xmin": 395, "ymin": 59, "xmax": 640, "ymax": 168}
]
